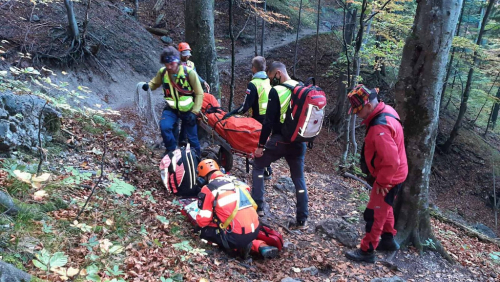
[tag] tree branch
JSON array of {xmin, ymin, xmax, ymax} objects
[
  {"xmin": 343, "ymin": 172, "xmax": 372, "ymax": 190},
  {"xmin": 364, "ymin": 0, "xmax": 392, "ymax": 23},
  {"xmin": 76, "ymin": 134, "xmax": 107, "ymax": 220},
  {"xmin": 36, "ymin": 101, "xmax": 49, "ymax": 177},
  {"xmin": 235, "ymin": 15, "xmax": 251, "ymax": 41}
]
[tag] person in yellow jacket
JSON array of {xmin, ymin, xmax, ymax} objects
[{"xmin": 142, "ymin": 46, "xmax": 203, "ymax": 157}]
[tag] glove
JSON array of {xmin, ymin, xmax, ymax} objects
[{"xmin": 142, "ymin": 83, "xmax": 149, "ymax": 91}]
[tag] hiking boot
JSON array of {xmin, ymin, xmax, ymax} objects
[
  {"xmin": 238, "ymin": 243, "xmax": 252, "ymax": 260},
  {"xmin": 376, "ymin": 233, "xmax": 400, "ymax": 251},
  {"xmin": 257, "ymin": 209, "xmax": 265, "ymax": 217},
  {"xmin": 289, "ymin": 219, "xmax": 308, "ymax": 230},
  {"xmin": 259, "ymin": 245, "xmax": 279, "ymax": 259},
  {"xmin": 264, "ymin": 167, "xmax": 273, "ymax": 180},
  {"xmin": 345, "ymin": 248, "xmax": 376, "ymax": 263}
]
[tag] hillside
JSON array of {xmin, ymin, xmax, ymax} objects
[{"xmin": 0, "ymin": 0, "xmax": 500, "ymax": 281}]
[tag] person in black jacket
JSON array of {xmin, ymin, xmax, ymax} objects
[{"xmin": 251, "ymin": 61, "xmax": 308, "ymax": 230}]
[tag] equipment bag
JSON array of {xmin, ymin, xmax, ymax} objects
[
  {"xmin": 160, "ymin": 144, "xmax": 200, "ymax": 197},
  {"xmin": 257, "ymin": 224, "xmax": 284, "ymax": 251},
  {"xmin": 281, "ymin": 78, "xmax": 327, "ymax": 145}
]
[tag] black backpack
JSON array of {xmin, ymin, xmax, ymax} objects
[{"xmin": 160, "ymin": 144, "xmax": 200, "ymax": 197}]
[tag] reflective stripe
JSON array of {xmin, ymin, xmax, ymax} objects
[
  {"xmin": 199, "ymin": 210, "xmax": 212, "ymax": 218},
  {"xmin": 217, "ymin": 193, "xmax": 238, "ymax": 207},
  {"xmin": 251, "ymin": 223, "xmax": 255, "ymax": 233},
  {"xmin": 211, "ymin": 182, "xmax": 235, "ymax": 196},
  {"xmin": 298, "ymin": 190, "xmax": 305, "ymax": 193}
]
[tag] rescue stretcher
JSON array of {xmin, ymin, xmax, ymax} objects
[{"xmin": 198, "ymin": 93, "xmax": 260, "ymax": 173}]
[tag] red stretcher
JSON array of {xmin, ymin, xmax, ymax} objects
[{"xmin": 199, "ymin": 94, "xmax": 261, "ymax": 172}]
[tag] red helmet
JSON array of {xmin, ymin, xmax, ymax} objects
[{"xmin": 178, "ymin": 42, "xmax": 191, "ymax": 52}]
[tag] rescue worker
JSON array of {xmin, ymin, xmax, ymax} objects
[
  {"xmin": 178, "ymin": 42, "xmax": 211, "ymax": 93},
  {"xmin": 196, "ymin": 159, "xmax": 278, "ymax": 259},
  {"xmin": 142, "ymin": 46, "xmax": 202, "ymax": 157},
  {"xmin": 344, "ymin": 84, "xmax": 408, "ymax": 263},
  {"xmin": 223, "ymin": 56, "xmax": 273, "ymax": 179},
  {"xmin": 251, "ymin": 61, "xmax": 308, "ymax": 229}
]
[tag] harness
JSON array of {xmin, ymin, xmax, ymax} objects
[{"xmin": 206, "ymin": 176, "xmax": 257, "ymax": 250}]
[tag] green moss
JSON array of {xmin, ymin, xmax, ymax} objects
[{"xmin": 0, "ymin": 253, "xmax": 26, "ymax": 270}]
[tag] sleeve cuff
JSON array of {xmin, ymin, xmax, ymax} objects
[{"xmin": 258, "ymin": 143, "xmax": 265, "ymax": 148}]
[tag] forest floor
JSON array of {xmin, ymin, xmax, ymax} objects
[{"xmin": 1, "ymin": 0, "xmax": 500, "ymax": 281}]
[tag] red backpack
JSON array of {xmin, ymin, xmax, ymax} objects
[
  {"xmin": 281, "ymin": 78, "xmax": 327, "ymax": 146},
  {"xmin": 257, "ymin": 224, "xmax": 284, "ymax": 251}
]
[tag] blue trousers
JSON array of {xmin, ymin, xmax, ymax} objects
[
  {"xmin": 251, "ymin": 134, "xmax": 308, "ymax": 221},
  {"xmin": 160, "ymin": 108, "xmax": 201, "ymax": 157}
]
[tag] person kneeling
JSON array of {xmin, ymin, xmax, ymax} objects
[{"xmin": 196, "ymin": 159, "xmax": 278, "ymax": 259}]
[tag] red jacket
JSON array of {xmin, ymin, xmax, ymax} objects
[
  {"xmin": 362, "ymin": 102, "xmax": 408, "ymax": 188},
  {"xmin": 196, "ymin": 174, "xmax": 259, "ymax": 235}
]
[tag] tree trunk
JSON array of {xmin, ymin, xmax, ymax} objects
[
  {"xmin": 491, "ymin": 87, "xmax": 500, "ymax": 130},
  {"xmin": 254, "ymin": 0, "xmax": 258, "ymax": 56},
  {"xmin": 185, "ymin": 0, "xmax": 220, "ymax": 97},
  {"xmin": 293, "ymin": 0, "xmax": 303, "ymax": 78},
  {"xmin": 440, "ymin": 1, "xmax": 465, "ymax": 108},
  {"xmin": 64, "ymin": 0, "xmax": 79, "ymax": 41},
  {"xmin": 260, "ymin": 0, "xmax": 266, "ymax": 56},
  {"xmin": 328, "ymin": 8, "xmax": 356, "ymax": 133},
  {"xmin": 314, "ymin": 0, "xmax": 321, "ymax": 78},
  {"xmin": 134, "ymin": 0, "xmax": 139, "ymax": 19},
  {"xmin": 442, "ymin": 0, "xmax": 495, "ymax": 153},
  {"xmin": 228, "ymin": 0, "xmax": 235, "ymax": 111},
  {"xmin": 393, "ymin": 0, "xmax": 463, "ymax": 255}
]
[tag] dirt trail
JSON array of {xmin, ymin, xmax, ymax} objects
[{"xmin": 219, "ymin": 26, "xmax": 332, "ymax": 69}]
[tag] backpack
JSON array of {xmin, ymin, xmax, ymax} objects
[
  {"xmin": 160, "ymin": 144, "xmax": 200, "ymax": 197},
  {"xmin": 281, "ymin": 78, "xmax": 327, "ymax": 146},
  {"xmin": 257, "ymin": 224, "xmax": 284, "ymax": 251}
]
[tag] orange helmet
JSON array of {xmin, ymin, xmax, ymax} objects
[
  {"xmin": 198, "ymin": 159, "xmax": 220, "ymax": 177},
  {"xmin": 178, "ymin": 42, "xmax": 191, "ymax": 52}
]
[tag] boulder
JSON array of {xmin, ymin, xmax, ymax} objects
[
  {"xmin": 315, "ymin": 218, "xmax": 359, "ymax": 248},
  {"xmin": 274, "ymin": 177, "xmax": 295, "ymax": 193},
  {"xmin": 370, "ymin": 276, "xmax": 405, "ymax": 282},
  {"xmin": 0, "ymin": 92, "xmax": 61, "ymax": 153},
  {"xmin": 161, "ymin": 36, "xmax": 173, "ymax": 44},
  {"xmin": 0, "ymin": 261, "xmax": 31, "ymax": 282},
  {"xmin": 301, "ymin": 266, "xmax": 318, "ymax": 276},
  {"xmin": 281, "ymin": 278, "xmax": 301, "ymax": 282},
  {"xmin": 473, "ymin": 223, "xmax": 497, "ymax": 239}
]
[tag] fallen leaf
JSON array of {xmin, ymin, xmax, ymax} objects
[
  {"xmin": 14, "ymin": 170, "xmax": 32, "ymax": 184},
  {"xmin": 33, "ymin": 190, "xmax": 48, "ymax": 201},
  {"xmin": 67, "ymin": 267, "xmax": 79, "ymax": 277}
]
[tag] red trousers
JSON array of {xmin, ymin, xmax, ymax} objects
[{"xmin": 360, "ymin": 184, "xmax": 401, "ymax": 252}]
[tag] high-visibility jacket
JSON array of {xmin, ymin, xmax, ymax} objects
[
  {"xmin": 147, "ymin": 65, "xmax": 204, "ymax": 113},
  {"xmin": 272, "ymin": 80, "xmax": 299, "ymax": 123},
  {"xmin": 196, "ymin": 174, "xmax": 259, "ymax": 235},
  {"xmin": 248, "ymin": 77, "xmax": 271, "ymax": 117}
]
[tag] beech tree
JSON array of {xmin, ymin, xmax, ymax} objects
[
  {"xmin": 394, "ymin": 0, "xmax": 463, "ymax": 255},
  {"xmin": 185, "ymin": 0, "xmax": 220, "ymax": 97}
]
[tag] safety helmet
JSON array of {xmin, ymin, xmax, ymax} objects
[
  {"xmin": 178, "ymin": 42, "xmax": 191, "ymax": 52},
  {"xmin": 198, "ymin": 159, "xmax": 220, "ymax": 178}
]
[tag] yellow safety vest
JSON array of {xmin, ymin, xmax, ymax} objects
[
  {"xmin": 249, "ymin": 78, "xmax": 271, "ymax": 116},
  {"xmin": 161, "ymin": 65, "xmax": 195, "ymax": 112},
  {"xmin": 273, "ymin": 80, "xmax": 299, "ymax": 123}
]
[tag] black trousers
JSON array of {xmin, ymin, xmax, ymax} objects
[{"xmin": 200, "ymin": 225, "xmax": 260, "ymax": 250}]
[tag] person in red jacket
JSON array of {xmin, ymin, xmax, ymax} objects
[
  {"xmin": 196, "ymin": 159, "xmax": 278, "ymax": 259},
  {"xmin": 344, "ymin": 85, "xmax": 408, "ymax": 263}
]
